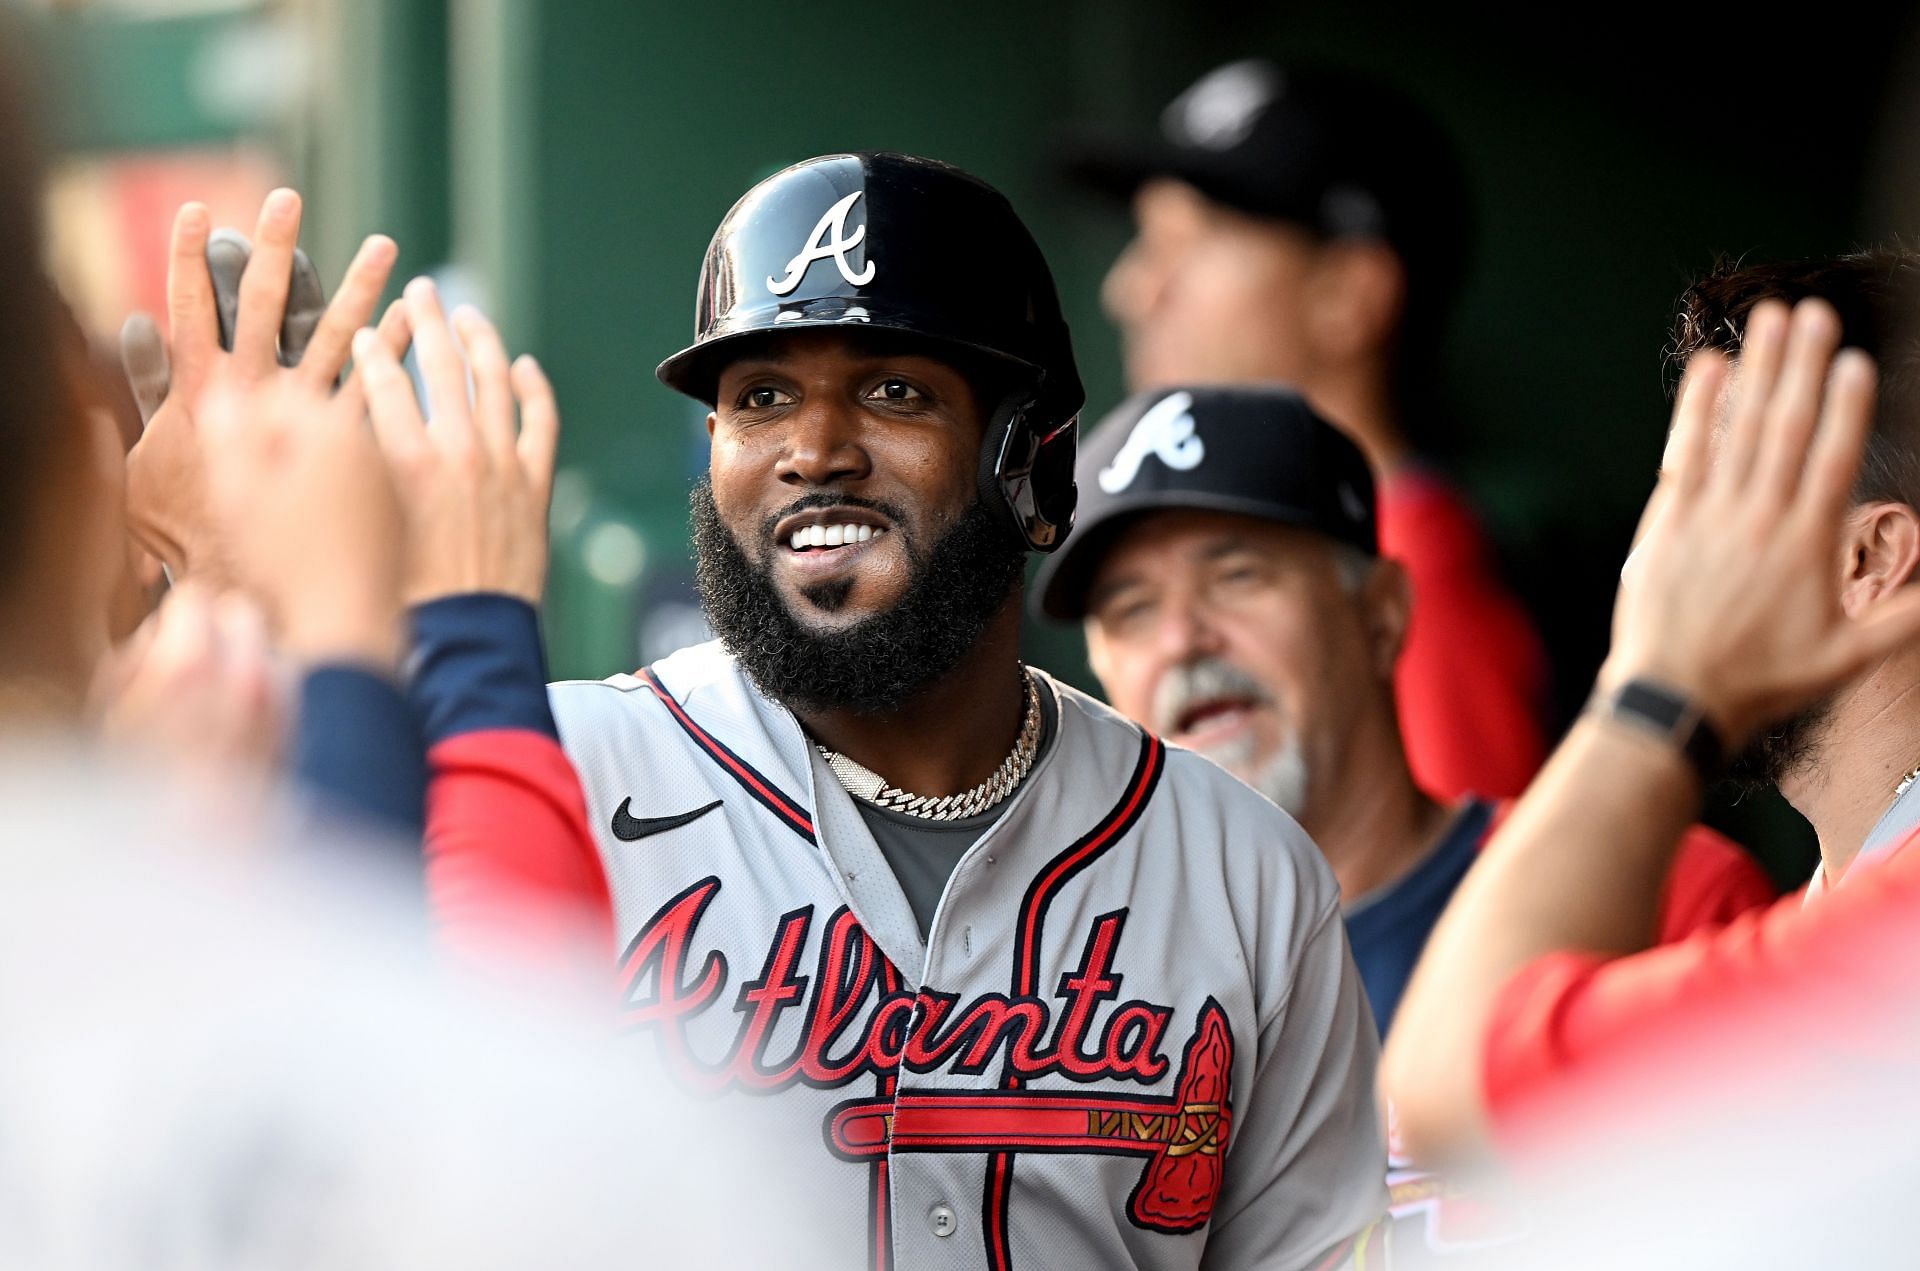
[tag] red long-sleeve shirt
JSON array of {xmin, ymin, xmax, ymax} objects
[
  {"xmin": 1380, "ymin": 469, "xmax": 1550, "ymax": 802},
  {"xmin": 1483, "ymin": 830, "xmax": 1920, "ymax": 1160}
]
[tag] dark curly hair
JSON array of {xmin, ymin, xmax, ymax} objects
[{"xmin": 1666, "ymin": 251, "xmax": 1920, "ymax": 509}]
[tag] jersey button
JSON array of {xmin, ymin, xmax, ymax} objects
[{"xmin": 928, "ymin": 1204, "xmax": 958, "ymax": 1237}]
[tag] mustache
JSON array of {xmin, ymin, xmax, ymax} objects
[
  {"xmin": 1150, "ymin": 657, "xmax": 1273, "ymax": 735},
  {"xmin": 758, "ymin": 491, "xmax": 909, "ymax": 543}
]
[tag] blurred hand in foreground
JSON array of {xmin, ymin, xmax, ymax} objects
[
  {"xmin": 1607, "ymin": 298, "xmax": 1920, "ymax": 745},
  {"xmin": 121, "ymin": 190, "xmax": 404, "ymax": 585},
  {"xmin": 93, "ymin": 582, "xmax": 285, "ymax": 781},
  {"xmin": 358, "ymin": 278, "xmax": 559, "ymax": 606},
  {"xmin": 197, "ymin": 367, "xmax": 408, "ymax": 672}
]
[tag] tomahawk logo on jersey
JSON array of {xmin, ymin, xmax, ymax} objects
[{"xmin": 500, "ymin": 641, "xmax": 1387, "ymax": 1270}]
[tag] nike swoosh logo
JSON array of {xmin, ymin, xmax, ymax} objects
[{"xmin": 611, "ymin": 797, "xmax": 723, "ymax": 842}]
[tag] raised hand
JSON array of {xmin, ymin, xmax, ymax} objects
[
  {"xmin": 355, "ymin": 278, "xmax": 559, "ymax": 606},
  {"xmin": 1606, "ymin": 298, "xmax": 1920, "ymax": 745},
  {"xmin": 92, "ymin": 582, "xmax": 286, "ymax": 781},
  {"xmin": 196, "ymin": 366, "xmax": 407, "ymax": 671},
  {"xmin": 121, "ymin": 190, "xmax": 404, "ymax": 584}
]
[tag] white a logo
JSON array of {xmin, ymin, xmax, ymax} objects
[
  {"xmin": 1098, "ymin": 391, "xmax": 1205, "ymax": 493},
  {"xmin": 767, "ymin": 190, "xmax": 877, "ymax": 296}
]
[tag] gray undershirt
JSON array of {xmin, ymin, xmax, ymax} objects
[{"xmin": 852, "ymin": 686, "xmax": 1057, "ymax": 939}]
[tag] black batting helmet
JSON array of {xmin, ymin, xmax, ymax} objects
[{"xmin": 656, "ymin": 152, "xmax": 1085, "ymax": 552}]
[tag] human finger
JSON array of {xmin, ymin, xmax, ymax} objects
[
  {"xmin": 297, "ymin": 234, "xmax": 398, "ymax": 390},
  {"xmin": 353, "ymin": 327, "xmax": 427, "ymax": 458},
  {"xmin": 403, "ymin": 276, "xmax": 472, "ymax": 429},
  {"xmin": 1754, "ymin": 299, "xmax": 1843, "ymax": 500},
  {"xmin": 119, "ymin": 311, "xmax": 171, "ymax": 425},
  {"xmin": 1660, "ymin": 349, "xmax": 1727, "ymax": 503},
  {"xmin": 451, "ymin": 306, "xmax": 516, "ymax": 459},
  {"xmin": 336, "ymin": 298, "xmax": 412, "ymax": 418},
  {"xmin": 165, "ymin": 203, "xmax": 217, "ymax": 385},
  {"xmin": 206, "ymin": 229, "xmax": 251, "ymax": 354},
  {"xmin": 146, "ymin": 582, "xmax": 221, "ymax": 682},
  {"xmin": 232, "ymin": 189, "xmax": 303, "ymax": 368},
  {"xmin": 280, "ymin": 246, "xmax": 327, "ymax": 367},
  {"xmin": 1713, "ymin": 300, "xmax": 1791, "ymax": 492},
  {"xmin": 1798, "ymin": 349, "xmax": 1880, "ymax": 523},
  {"xmin": 213, "ymin": 611, "xmax": 280, "ymax": 768},
  {"xmin": 510, "ymin": 354, "xmax": 560, "ymax": 502}
]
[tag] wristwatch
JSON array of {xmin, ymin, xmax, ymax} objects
[{"xmin": 1588, "ymin": 677, "xmax": 1727, "ymax": 783}]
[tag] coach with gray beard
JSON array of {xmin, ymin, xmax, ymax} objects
[
  {"xmin": 1035, "ymin": 386, "xmax": 1776, "ymax": 1035},
  {"xmin": 1035, "ymin": 384, "xmax": 1778, "ymax": 1259}
]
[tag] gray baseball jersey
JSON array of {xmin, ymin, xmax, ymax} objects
[{"xmin": 552, "ymin": 640, "xmax": 1385, "ymax": 1270}]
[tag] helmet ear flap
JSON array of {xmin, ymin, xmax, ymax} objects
[{"xmin": 983, "ymin": 393, "xmax": 1079, "ymax": 553}]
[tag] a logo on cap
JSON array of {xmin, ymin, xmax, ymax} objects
[
  {"xmin": 767, "ymin": 190, "xmax": 877, "ymax": 296},
  {"xmin": 1098, "ymin": 391, "xmax": 1206, "ymax": 493},
  {"xmin": 1163, "ymin": 60, "xmax": 1280, "ymax": 151}
]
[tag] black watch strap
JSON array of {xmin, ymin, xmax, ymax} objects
[{"xmin": 1589, "ymin": 677, "xmax": 1726, "ymax": 783}]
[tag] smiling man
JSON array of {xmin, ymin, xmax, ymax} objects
[{"xmin": 411, "ymin": 154, "xmax": 1386, "ymax": 1271}]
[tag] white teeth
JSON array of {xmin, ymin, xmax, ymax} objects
[{"xmin": 787, "ymin": 523, "xmax": 887, "ymax": 551}]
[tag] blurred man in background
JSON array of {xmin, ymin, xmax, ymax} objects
[
  {"xmin": 1384, "ymin": 267, "xmax": 1920, "ymax": 1178},
  {"xmin": 1071, "ymin": 59, "xmax": 1550, "ymax": 802}
]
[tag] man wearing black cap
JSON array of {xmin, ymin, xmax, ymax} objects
[
  {"xmin": 390, "ymin": 155, "xmax": 1387, "ymax": 1270},
  {"xmin": 1036, "ymin": 384, "xmax": 1774, "ymax": 1257},
  {"xmin": 1069, "ymin": 59, "xmax": 1550, "ymax": 806},
  {"xmin": 1038, "ymin": 384, "xmax": 1773, "ymax": 1022}
]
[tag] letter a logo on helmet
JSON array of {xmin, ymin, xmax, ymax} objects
[{"xmin": 767, "ymin": 191, "xmax": 877, "ymax": 296}]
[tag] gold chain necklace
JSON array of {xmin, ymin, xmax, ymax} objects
[{"xmin": 816, "ymin": 670, "xmax": 1041, "ymax": 822}]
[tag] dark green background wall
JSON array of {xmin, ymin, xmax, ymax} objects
[{"xmin": 42, "ymin": 0, "xmax": 1920, "ymax": 882}]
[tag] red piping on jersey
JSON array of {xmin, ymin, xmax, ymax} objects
[
  {"xmin": 987, "ymin": 730, "xmax": 1166, "ymax": 1271},
  {"xmin": 639, "ymin": 668, "xmax": 904, "ymax": 1267},
  {"xmin": 872, "ymin": 958, "xmax": 902, "ymax": 1271},
  {"xmin": 639, "ymin": 668, "xmax": 816, "ymax": 844}
]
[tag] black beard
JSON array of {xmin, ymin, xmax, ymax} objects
[
  {"xmin": 1726, "ymin": 696, "xmax": 1835, "ymax": 792},
  {"xmin": 690, "ymin": 478, "xmax": 1027, "ymax": 715}
]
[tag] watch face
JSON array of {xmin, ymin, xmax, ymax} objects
[{"xmin": 1615, "ymin": 681, "xmax": 1690, "ymax": 733}]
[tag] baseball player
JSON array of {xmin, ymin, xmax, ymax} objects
[
  {"xmin": 408, "ymin": 154, "xmax": 1387, "ymax": 1269},
  {"xmin": 1066, "ymin": 59, "xmax": 1550, "ymax": 803},
  {"xmin": 1030, "ymin": 384, "xmax": 1777, "ymax": 1259}
]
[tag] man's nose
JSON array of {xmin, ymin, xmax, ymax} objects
[
  {"xmin": 1102, "ymin": 236, "xmax": 1160, "ymax": 327},
  {"xmin": 1157, "ymin": 597, "xmax": 1225, "ymax": 662},
  {"xmin": 774, "ymin": 401, "xmax": 871, "ymax": 488}
]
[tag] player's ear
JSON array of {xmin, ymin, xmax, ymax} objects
[
  {"xmin": 1304, "ymin": 241, "xmax": 1405, "ymax": 363},
  {"xmin": 706, "ymin": 410, "xmax": 718, "ymax": 440},
  {"xmin": 1841, "ymin": 500, "xmax": 1920, "ymax": 617},
  {"xmin": 1360, "ymin": 556, "xmax": 1412, "ymax": 680}
]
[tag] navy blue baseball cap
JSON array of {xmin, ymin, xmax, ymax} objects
[
  {"xmin": 1061, "ymin": 59, "xmax": 1470, "ymax": 302},
  {"xmin": 1033, "ymin": 384, "xmax": 1376, "ymax": 621}
]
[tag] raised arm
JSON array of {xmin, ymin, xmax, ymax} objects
[
  {"xmin": 1382, "ymin": 299, "xmax": 1920, "ymax": 1162},
  {"xmin": 354, "ymin": 280, "xmax": 613, "ymax": 969},
  {"xmin": 111, "ymin": 190, "xmax": 428, "ymax": 839}
]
